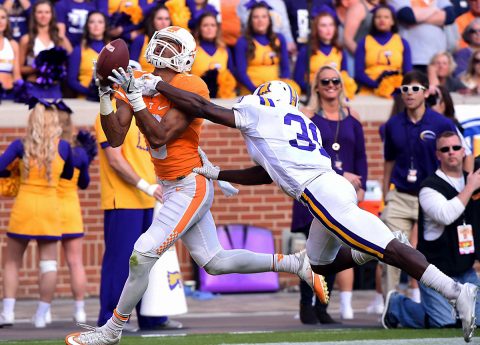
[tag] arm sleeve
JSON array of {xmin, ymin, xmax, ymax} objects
[
  {"xmin": 67, "ymin": 46, "xmax": 90, "ymax": 96},
  {"xmin": 76, "ymin": 147, "xmax": 90, "ymax": 189},
  {"xmin": 234, "ymin": 37, "xmax": 257, "ymax": 92},
  {"xmin": 384, "ymin": 121, "xmax": 396, "ymax": 161},
  {"xmin": 226, "ymin": 48, "xmax": 236, "ymax": 75},
  {"xmin": 396, "ymin": 7, "xmax": 417, "ymax": 24},
  {"xmin": 341, "ymin": 49, "xmax": 348, "ymax": 72},
  {"xmin": 55, "ymin": 2, "xmax": 67, "ymax": 24},
  {"xmin": 354, "ymin": 38, "xmax": 379, "ymax": 88},
  {"xmin": 401, "ymin": 38, "xmax": 413, "ymax": 73},
  {"xmin": 59, "ymin": 140, "xmax": 74, "ymax": 180},
  {"xmin": 353, "ymin": 120, "xmax": 368, "ymax": 190},
  {"xmin": 0, "ymin": 139, "xmax": 23, "ymax": 170},
  {"xmin": 419, "ymin": 187, "xmax": 466, "ymax": 225},
  {"xmin": 277, "ymin": 34, "xmax": 290, "ymax": 78},
  {"xmin": 293, "ymin": 45, "xmax": 308, "ymax": 92},
  {"xmin": 443, "ymin": 6, "xmax": 456, "ymax": 25},
  {"xmin": 130, "ymin": 35, "xmax": 144, "ymax": 62}
]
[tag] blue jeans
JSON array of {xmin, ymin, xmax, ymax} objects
[{"xmin": 387, "ymin": 268, "xmax": 480, "ymax": 328}]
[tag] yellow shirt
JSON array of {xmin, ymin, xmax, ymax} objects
[
  {"xmin": 364, "ymin": 34, "xmax": 403, "ymax": 81},
  {"xmin": 309, "ymin": 47, "xmax": 343, "ymax": 83},
  {"xmin": 246, "ymin": 39, "xmax": 280, "ymax": 87},
  {"xmin": 79, "ymin": 46, "xmax": 99, "ymax": 88},
  {"xmin": 139, "ymin": 36, "xmax": 154, "ymax": 73},
  {"xmin": 94, "ymin": 113, "xmax": 156, "ymax": 210},
  {"xmin": 191, "ymin": 45, "xmax": 229, "ymax": 77}
]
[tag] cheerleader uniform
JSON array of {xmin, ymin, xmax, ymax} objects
[
  {"xmin": 58, "ymin": 146, "xmax": 90, "ymax": 239},
  {"xmin": 234, "ymin": 33, "xmax": 289, "ymax": 93},
  {"xmin": 0, "ymin": 139, "xmax": 73, "ymax": 240},
  {"xmin": 355, "ymin": 32, "xmax": 412, "ymax": 94},
  {"xmin": 68, "ymin": 40, "xmax": 104, "ymax": 97},
  {"xmin": 294, "ymin": 42, "xmax": 347, "ymax": 93}
]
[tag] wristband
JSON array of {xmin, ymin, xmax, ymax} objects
[
  {"xmin": 128, "ymin": 93, "xmax": 147, "ymax": 113},
  {"xmin": 136, "ymin": 178, "xmax": 152, "ymax": 195},
  {"xmin": 99, "ymin": 95, "xmax": 113, "ymax": 116}
]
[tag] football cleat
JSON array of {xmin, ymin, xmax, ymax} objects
[
  {"xmin": 295, "ymin": 249, "xmax": 329, "ymax": 304},
  {"xmin": 453, "ymin": 283, "xmax": 478, "ymax": 343},
  {"xmin": 65, "ymin": 324, "xmax": 121, "ymax": 345}
]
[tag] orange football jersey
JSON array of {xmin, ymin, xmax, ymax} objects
[{"xmin": 115, "ymin": 72, "xmax": 210, "ymax": 180}]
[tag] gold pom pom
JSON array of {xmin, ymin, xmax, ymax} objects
[
  {"xmin": 217, "ymin": 69, "xmax": 237, "ymax": 99},
  {"xmin": 374, "ymin": 74, "xmax": 403, "ymax": 99},
  {"xmin": 165, "ymin": 0, "xmax": 191, "ymax": 29}
]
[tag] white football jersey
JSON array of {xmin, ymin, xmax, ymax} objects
[{"xmin": 233, "ymin": 95, "xmax": 334, "ymax": 200}]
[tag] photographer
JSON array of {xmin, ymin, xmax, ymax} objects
[{"xmin": 382, "ymin": 132, "xmax": 480, "ymax": 329}]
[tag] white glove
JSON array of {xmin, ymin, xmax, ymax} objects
[
  {"xmin": 139, "ymin": 73, "xmax": 162, "ymax": 97},
  {"xmin": 93, "ymin": 60, "xmax": 114, "ymax": 116},
  {"xmin": 109, "ymin": 66, "xmax": 146, "ymax": 112},
  {"xmin": 136, "ymin": 178, "xmax": 159, "ymax": 197},
  {"xmin": 193, "ymin": 147, "xmax": 220, "ymax": 180}
]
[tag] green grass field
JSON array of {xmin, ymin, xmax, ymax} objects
[{"xmin": 0, "ymin": 328, "xmax": 464, "ymax": 345}]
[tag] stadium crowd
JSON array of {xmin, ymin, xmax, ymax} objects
[{"xmin": 0, "ymin": 0, "xmax": 479, "ymax": 337}]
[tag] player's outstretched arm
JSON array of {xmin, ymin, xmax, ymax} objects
[
  {"xmin": 219, "ymin": 166, "xmax": 273, "ymax": 185},
  {"xmin": 154, "ymin": 80, "xmax": 237, "ymax": 128},
  {"xmin": 100, "ymin": 98, "xmax": 133, "ymax": 147}
]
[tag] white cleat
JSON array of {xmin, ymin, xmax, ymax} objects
[
  {"xmin": 65, "ymin": 324, "xmax": 121, "ymax": 345},
  {"xmin": 295, "ymin": 249, "xmax": 329, "ymax": 304},
  {"xmin": 45, "ymin": 309, "xmax": 52, "ymax": 324},
  {"xmin": 454, "ymin": 283, "xmax": 478, "ymax": 343},
  {"xmin": 0, "ymin": 312, "xmax": 14, "ymax": 327},
  {"xmin": 32, "ymin": 313, "xmax": 47, "ymax": 328}
]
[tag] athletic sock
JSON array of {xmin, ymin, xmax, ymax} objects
[
  {"xmin": 105, "ymin": 309, "xmax": 129, "ymax": 336},
  {"xmin": 340, "ymin": 291, "xmax": 352, "ymax": 308},
  {"xmin": 3, "ymin": 298, "xmax": 15, "ymax": 316},
  {"xmin": 35, "ymin": 301, "xmax": 50, "ymax": 318},
  {"xmin": 420, "ymin": 264, "xmax": 461, "ymax": 300},
  {"xmin": 273, "ymin": 253, "xmax": 301, "ymax": 273},
  {"xmin": 75, "ymin": 300, "xmax": 85, "ymax": 314}
]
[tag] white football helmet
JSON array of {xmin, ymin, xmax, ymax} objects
[
  {"xmin": 144, "ymin": 26, "xmax": 197, "ymax": 72},
  {"xmin": 253, "ymin": 81, "xmax": 299, "ymax": 108}
]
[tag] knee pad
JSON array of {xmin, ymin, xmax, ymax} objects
[
  {"xmin": 133, "ymin": 232, "xmax": 157, "ymax": 255},
  {"xmin": 39, "ymin": 260, "xmax": 57, "ymax": 274},
  {"xmin": 128, "ymin": 250, "xmax": 157, "ymax": 279}
]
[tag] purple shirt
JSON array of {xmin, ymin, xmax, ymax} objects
[{"xmin": 55, "ymin": 0, "xmax": 98, "ymax": 47}]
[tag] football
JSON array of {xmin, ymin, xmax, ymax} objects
[{"xmin": 96, "ymin": 38, "xmax": 130, "ymax": 85}]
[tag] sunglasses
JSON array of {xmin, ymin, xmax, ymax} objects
[
  {"xmin": 473, "ymin": 58, "xmax": 480, "ymax": 64},
  {"xmin": 320, "ymin": 78, "xmax": 341, "ymax": 86},
  {"xmin": 469, "ymin": 28, "xmax": 480, "ymax": 35},
  {"xmin": 438, "ymin": 145, "xmax": 462, "ymax": 153},
  {"xmin": 400, "ymin": 84, "xmax": 426, "ymax": 94}
]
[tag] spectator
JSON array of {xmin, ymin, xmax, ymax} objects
[
  {"xmin": 191, "ymin": 11, "xmax": 237, "ymax": 98},
  {"xmin": 55, "ymin": 0, "xmax": 100, "ymax": 47},
  {"xmin": 381, "ymin": 70, "xmax": 458, "ymax": 296},
  {"xmin": 460, "ymin": 50, "xmax": 480, "ymax": 94},
  {"xmin": 68, "ymin": 11, "xmax": 109, "ymax": 99},
  {"xmin": 343, "ymin": 0, "xmax": 383, "ymax": 56},
  {"xmin": 456, "ymin": 0, "xmax": 480, "ymax": 49},
  {"xmin": 94, "ymin": 97, "xmax": 181, "ymax": 330},
  {"xmin": 0, "ymin": 5, "xmax": 21, "ymax": 99},
  {"xmin": 238, "ymin": 0, "xmax": 296, "ymax": 54},
  {"xmin": 428, "ymin": 85, "xmax": 474, "ymax": 171},
  {"xmin": 302, "ymin": 65, "xmax": 368, "ymax": 320},
  {"xmin": 57, "ymin": 104, "xmax": 97, "ymax": 324},
  {"xmin": 131, "ymin": 4, "xmax": 171, "ymax": 73},
  {"xmin": 284, "ymin": 0, "xmax": 334, "ymax": 45},
  {"xmin": 454, "ymin": 19, "xmax": 480, "ymax": 77},
  {"xmin": 355, "ymin": 4, "xmax": 412, "ymax": 98},
  {"xmin": 103, "ymin": 0, "xmax": 143, "ymax": 42},
  {"xmin": 382, "ymin": 131, "xmax": 480, "ymax": 330},
  {"xmin": 0, "ymin": 0, "xmax": 31, "ymax": 41},
  {"xmin": 18, "ymin": 0, "xmax": 72, "ymax": 99},
  {"xmin": 428, "ymin": 52, "xmax": 468, "ymax": 93},
  {"xmin": 234, "ymin": 1, "xmax": 291, "ymax": 94},
  {"xmin": 391, "ymin": 0, "xmax": 455, "ymax": 72},
  {"xmin": 293, "ymin": 5, "xmax": 356, "ymax": 99},
  {"xmin": 187, "ymin": 0, "xmax": 220, "ymax": 31},
  {"xmin": 0, "ymin": 100, "xmax": 74, "ymax": 328}
]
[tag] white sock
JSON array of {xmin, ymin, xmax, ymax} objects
[
  {"xmin": 373, "ymin": 292, "xmax": 384, "ymax": 305},
  {"xmin": 409, "ymin": 288, "xmax": 421, "ymax": 303},
  {"xmin": 36, "ymin": 301, "xmax": 50, "ymax": 318},
  {"xmin": 3, "ymin": 298, "xmax": 15, "ymax": 316},
  {"xmin": 340, "ymin": 291, "xmax": 352, "ymax": 308},
  {"xmin": 420, "ymin": 264, "xmax": 461, "ymax": 300},
  {"xmin": 105, "ymin": 309, "xmax": 129, "ymax": 335},
  {"xmin": 75, "ymin": 300, "xmax": 85, "ymax": 313},
  {"xmin": 273, "ymin": 253, "xmax": 300, "ymax": 273}
]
